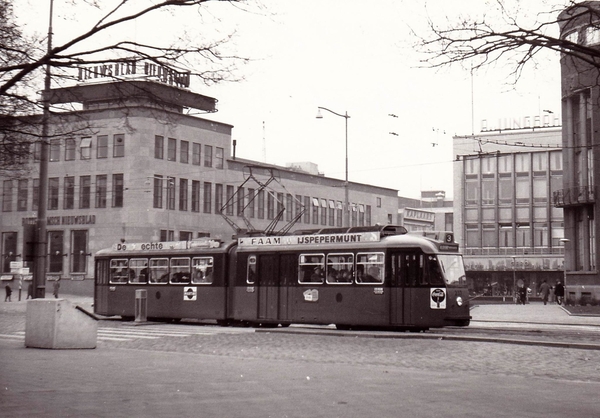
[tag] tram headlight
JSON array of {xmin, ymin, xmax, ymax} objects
[{"xmin": 456, "ymin": 296, "xmax": 464, "ymax": 307}]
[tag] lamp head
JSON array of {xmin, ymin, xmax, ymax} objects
[{"xmin": 315, "ymin": 108, "xmax": 323, "ymax": 119}]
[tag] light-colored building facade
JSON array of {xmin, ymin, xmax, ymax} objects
[
  {"xmin": 0, "ymin": 70, "xmax": 398, "ymax": 295},
  {"xmin": 453, "ymin": 126, "xmax": 564, "ymax": 296}
]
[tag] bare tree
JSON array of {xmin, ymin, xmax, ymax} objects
[
  {"xmin": 416, "ymin": 0, "xmax": 600, "ymax": 82},
  {"xmin": 0, "ymin": 0, "xmax": 255, "ymax": 175}
]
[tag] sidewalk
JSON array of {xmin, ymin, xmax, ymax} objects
[{"xmin": 470, "ymin": 302, "xmax": 600, "ymax": 326}]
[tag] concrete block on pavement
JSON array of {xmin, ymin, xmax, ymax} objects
[{"xmin": 25, "ymin": 299, "xmax": 97, "ymax": 349}]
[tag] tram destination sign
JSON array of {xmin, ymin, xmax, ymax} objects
[{"xmin": 238, "ymin": 232, "xmax": 380, "ymax": 247}]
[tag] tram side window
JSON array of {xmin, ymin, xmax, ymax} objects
[
  {"xmin": 326, "ymin": 253, "xmax": 354, "ymax": 284},
  {"xmin": 129, "ymin": 258, "xmax": 148, "ymax": 284},
  {"xmin": 247, "ymin": 255, "xmax": 257, "ymax": 284},
  {"xmin": 110, "ymin": 259, "xmax": 129, "ymax": 283},
  {"xmin": 170, "ymin": 257, "xmax": 191, "ymax": 284},
  {"xmin": 192, "ymin": 257, "xmax": 213, "ymax": 284},
  {"xmin": 298, "ymin": 254, "xmax": 325, "ymax": 284},
  {"xmin": 149, "ymin": 258, "xmax": 169, "ymax": 284},
  {"xmin": 356, "ymin": 252, "xmax": 384, "ymax": 284}
]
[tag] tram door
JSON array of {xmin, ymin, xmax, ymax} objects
[
  {"xmin": 257, "ymin": 254, "xmax": 280, "ymax": 320},
  {"xmin": 390, "ymin": 253, "xmax": 406, "ymax": 325}
]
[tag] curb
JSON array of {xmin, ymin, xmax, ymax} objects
[{"xmin": 255, "ymin": 327, "xmax": 600, "ymax": 351}]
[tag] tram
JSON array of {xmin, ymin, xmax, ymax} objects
[{"xmin": 94, "ymin": 225, "xmax": 471, "ymax": 330}]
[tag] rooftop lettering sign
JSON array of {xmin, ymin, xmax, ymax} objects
[
  {"xmin": 77, "ymin": 59, "xmax": 191, "ymax": 89},
  {"xmin": 238, "ymin": 232, "xmax": 380, "ymax": 247}
]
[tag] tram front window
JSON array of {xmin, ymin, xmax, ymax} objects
[{"xmin": 437, "ymin": 254, "xmax": 467, "ymax": 286}]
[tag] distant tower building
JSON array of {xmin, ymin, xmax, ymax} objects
[{"xmin": 557, "ymin": 1, "xmax": 600, "ymax": 304}]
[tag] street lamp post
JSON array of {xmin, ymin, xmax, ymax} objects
[
  {"xmin": 511, "ymin": 256, "xmax": 517, "ymax": 303},
  {"xmin": 316, "ymin": 107, "xmax": 350, "ymax": 228}
]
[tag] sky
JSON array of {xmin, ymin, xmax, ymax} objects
[{"xmin": 15, "ymin": 0, "xmax": 565, "ymax": 199}]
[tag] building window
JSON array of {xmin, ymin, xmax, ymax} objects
[
  {"xmin": 312, "ymin": 198, "xmax": 319, "ymax": 225},
  {"xmin": 320, "ymin": 198, "xmax": 327, "ymax": 225},
  {"xmin": 153, "ymin": 175, "xmax": 163, "ymax": 209},
  {"xmin": 154, "ymin": 135, "xmax": 164, "ymax": 159},
  {"xmin": 237, "ymin": 187, "xmax": 246, "ymax": 217},
  {"xmin": 303, "ymin": 196, "xmax": 311, "ymax": 223},
  {"xmin": 191, "ymin": 180, "xmax": 200, "ymax": 212},
  {"xmin": 48, "ymin": 231, "xmax": 64, "ymax": 273},
  {"xmin": 465, "ymin": 224, "xmax": 480, "ymax": 248},
  {"xmin": 337, "ymin": 201, "xmax": 343, "ymax": 226},
  {"xmin": 17, "ymin": 179, "xmax": 28, "ymax": 211},
  {"xmin": 2, "ymin": 180, "xmax": 13, "ymax": 212},
  {"xmin": 482, "ymin": 224, "xmax": 497, "ymax": 247},
  {"xmin": 358, "ymin": 204, "xmax": 365, "ymax": 226},
  {"xmin": 204, "ymin": 145, "xmax": 212, "ymax": 167},
  {"xmin": 33, "ymin": 141, "xmax": 41, "ymax": 161},
  {"xmin": 179, "ymin": 178, "xmax": 188, "ymax": 211},
  {"xmin": 257, "ymin": 190, "xmax": 265, "ymax": 219},
  {"xmin": 516, "ymin": 175, "xmax": 530, "ymax": 204},
  {"xmin": 49, "ymin": 139, "xmax": 60, "ymax": 162},
  {"xmin": 71, "ymin": 230, "xmax": 88, "ymax": 274},
  {"xmin": 2, "ymin": 232, "xmax": 17, "ymax": 273},
  {"xmin": 65, "ymin": 138, "xmax": 76, "ymax": 161},
  {"xmin": 465, "ymin": 179, "xmax": 478, "ymax": 206},
  {"xmin": 534, "ymin": 223, "xmax": 548, "ymax": 247},
  {"xmin": 180, "ymin": 140, "xmax": 189, "ymax": 164},
  {"xmin": 247, "ymin": 188, "xmax": 255, "ymax": 218},
  {"xmin": 366, "ymin": 205, "xmax": 372, "ymax": 226},
  {"xmin": 215, "ymin": 147, "xmax": 224, "ymax": 169},
  {"xmin": 161, "ymin": 230, "xmax": 175, "ymax": 242},
  {"xmin": 286, "ymin": 194, "xmax": 293, "ymax": 222},
  {"xmin": 179, "ymin": 231, "xmax": 193, "ymax": 241},
  {"xmin": 295, "ymin": 194, "xmax": 302, "ymax": 222},
  {"xmin": 113, "ymin": 134, "xmax": 125, "ymax": 157},
  {"xmin": 267, "ymin": 192, "xmax": 275, "ymax": 220},
  {"xmin": 166, "ymin": 177, "xmax": 176, "ymax": 210},
  {"xmin": 97, "ymin": 135, "xmax": 108, "ymax": 158},
  {"xmin": 95, "ymin": 175, "xmax": 107, "ymax": 208},
  {"xmin": 215, "ymin": 184, "xmax": 223, "ymax": 214},
  {"xmin": 79, "ymin": 176, "xmax": 90, "ymax": 209},
  {"xmin": 167, "ymin": 138, "xmax": 177, "ymax": 161},
  {"xmin": 192, "ymin": 143, "xmax": 201, "ymax": 165},
  {"xmin": 80, "ymin": 137, "xmax": 92, "ymax": 160},
  {"xmin": 226, "ymin": 185, "xmax": 234, "ymax": 215},
  {"xmin": 376, "ymin": 197, "xmax": 381, "ymax": 208},
  {"xmin": 112, "ymin": 174, "xmax": 124, "ymax": 208},
  {"xmin": 498, "ymin": 175, "xmax": 513, "ymax": 205},
  {"xmin": 203, "ymin": 182, "xmax": 212, "ymax": 214},
  {"xmin": 481, "ymin": 176, "xmax": 496, "ymax": 205},
  {"xmin": 64, "ymin": 176, "xmax": 75, "ymax": 210},
  {"xmin": 48, "ymin": 177, "xmax": 59, "ymax": 210},
  {"xmin": 516, "ymin": 224, "xmax": 530, "ymax": 247},
  {"xmin": 32, "ymin": 178, "xmax": 39, "ymax": 211}
]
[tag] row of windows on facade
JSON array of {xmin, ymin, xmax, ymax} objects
[
  {"xmin": 1, "ymin": 230, "xmax": 88, "ymax": 274},
  {"xmin": 464, "ymin": 222, "xmax": 565, "ymax": 248},
  {"xmin": 463, "ymin": 151, "xmax": 563, "ymax": 207},
  {"xmin": 1, "ymin": 175, "xmax": 373, "ymax": 227},
  {"xmin": 33, "ymin": 134, "xmax": 226, "ymax": 169}
]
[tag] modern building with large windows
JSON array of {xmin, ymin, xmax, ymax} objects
[
  {"xmin": 0, "ymin": 62, "xmax": 399, "ymax": 294},
  {"xmin": 453, "ymin": 125, "xmax": 564, "ymax": 296}
]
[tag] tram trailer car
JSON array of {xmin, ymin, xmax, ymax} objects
[{"xmin": 94, "ymin": 225, "xmax": 471, "ymax": 331}]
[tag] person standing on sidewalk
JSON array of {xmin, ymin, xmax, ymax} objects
[
  {"xmin": 52, "ymin": 278, "xmax": 60, "ymax": 298},
  {"xmin": 4, "ymin": 284, "xmax": 12, "ymax": 302},
  {"xmin": 538, "ymin": 280, "xmax": 551, "ymax": 305},
  {"xmin": 554, "ymin": 280, "xmax": 565, "ymax": 305}
]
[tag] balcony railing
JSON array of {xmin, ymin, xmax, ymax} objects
[{"xmin": 553, "ymin": 185, "xmax": 595, "ymax": 207}]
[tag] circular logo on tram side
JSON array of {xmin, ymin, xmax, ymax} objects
[
  {"xmin": 430, "ymin": 288, "xmax": 446, "ymax": 309},
  {"xmin": 184, "ymin": 286, "xmax": 197, "ymax": 301}
]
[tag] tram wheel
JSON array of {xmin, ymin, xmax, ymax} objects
[
  {"xmin": 335, "ymin": 324, "xmax": 352, "ymax": 331},
  {"xmin": 121, "ymin": 316, "xmax": 134, "ymax": 322}
]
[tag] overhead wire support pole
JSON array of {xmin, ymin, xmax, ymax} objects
[
  {"xmin": 33, "ymin": 0, "xmax": 54, "ymax": 299},
  {"xmin": 316, "ymin": 106, "xmax": 350, "ymax": 228}
]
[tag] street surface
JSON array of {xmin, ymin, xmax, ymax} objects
[{"xmin": 1, "ymin": 297, "xmax": 600, "ymax": 417}]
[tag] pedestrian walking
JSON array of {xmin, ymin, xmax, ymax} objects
[
  {"xmin": 26, "ymin": 282, "xmax": 33, "ymax": 299},
  {"xmin": 554, "ymin": 280, "xmax": 565, "ymax": 305},
  {"xmin": 4, "ymin": 284, "xmax": 12, "ymax": 302},
  {"xmin": 53, "ymin": 278, "xmax": 60, "ymax": 298},
  {"xmin": 538, "ymin": 280, "xmax": 551, "ymax": 305},
  {"xmin": 517, "ymin": 284, "xmax": 527, "ymax": 305}
]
